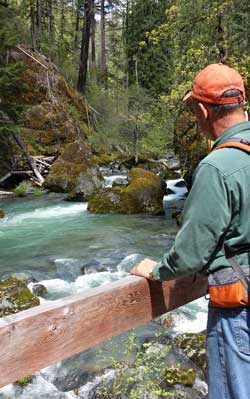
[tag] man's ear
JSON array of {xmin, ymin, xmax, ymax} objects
[{"xmin": 197, "ymin": 102, "xmax": 208, "ymax": 120}]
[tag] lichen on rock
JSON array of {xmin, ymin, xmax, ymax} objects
[
  {"xmin": 174, "ymin": 332, "xmax": 206, "ymax": 376},
  {"xmin": 88, "ymin": 167, "xmax": 165, "ymax": 215},
  {"xmin": 0, "ymin": 278, "xmax": 40, "ymax": 317}
]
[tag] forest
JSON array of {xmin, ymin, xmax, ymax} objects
[
  {"xmin": 1, "ymin": 0, "xmax": 250, "ymax": 172},
  {"xmin": 1, "ymin": 1, "xmax": 250, "ymax": 398}
]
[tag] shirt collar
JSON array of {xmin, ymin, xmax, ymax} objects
[{"xmin": 211, "ymin": 121, "xmax": 250, "ymax": 150}]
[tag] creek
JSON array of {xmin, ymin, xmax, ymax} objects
[{"xmin": 0, "ymin": 179, "xmax": 208, "ymax": 398}]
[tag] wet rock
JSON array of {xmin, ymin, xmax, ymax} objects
[
  {"xmin": 32, "ymin": 284, "xmax": 48, "ymax": 297},
  {"xmin": 11, "ymin": 271, "xmax": 37, "ymax": 285},
  {"xmin": 50, "ymin": 369, "xmax": 92, "ymax": 392},
  {"xmin": 165, "ymin": 187, "xmax": 175, "ymax": 195},
  {"xmin": 174, "ymin": 332, "xmax": 206, "ymax": 376},
  {"xmin": 88, "ymin": 168, "xmax": 165, "ymax": 215},
  {"xmin": 45, "ymin": 139, "xmax": 104, "ymax": 200},
  {"xmin": 0, "ymin": 278, "xmax": 40, "ymax": 317},
  {"xmin": 112, "ymin": 177, "xmax": 128, "ymax": 188},
  {"xmin": 0, "ymin": 209, "xmax": 4, "ymax": 218},
  {"xmin": 160, "ymin": 169, "xmax": 181, "ymax": 180},
  {"xmin": 174, "ymin": 180, "xmax": 186, "ymax": 188},
  {"xmin": 81, "ymin": 260, "xmax": 107, "ymax": 274},
  {"xmin": 172, "ymin": 211, "xmax": 182, "ymax": 226}
]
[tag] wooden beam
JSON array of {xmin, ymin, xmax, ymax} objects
[{"xmin": 0, "ymin": 274, "xmax": 207, "ymax": 388}]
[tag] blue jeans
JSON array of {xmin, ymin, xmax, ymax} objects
[{"xmin": 206, "ymin": 306, "xmax": 250, "ymax": 399}]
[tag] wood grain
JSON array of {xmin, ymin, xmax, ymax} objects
[{"xmin": 0, "ymin": 274, "xmax": 207, "ymax": 388}]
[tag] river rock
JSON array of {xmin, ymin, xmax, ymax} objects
[
  {"xmin": 0, "ymin": 278, "xmax": 40, "ymax": 317},
  {"xmin": 174, "ymin": 179, "xmax": 186, "ymax": 188},
  {"xmin": 174, "ymin": 332, "xmax": 206, "ymax": 376},
  {"xmin": 112, "ymin": 177, "xmax": 128, "ymax": 188},
  {"xmin": 0, "ymin": 209, "xmax": 4, "ymax": 218},
  {"xmin": 45, "ymin": 140, "xmax": 104, "ymax": 200},
  {"xmin": 81, "ymin": 260, "xmax": 107, "ymax": 274},
  {"xmin": 11, "ymin": 271, "xmax": 37, "ymax": 284},
  {"xmin": 32, "ymin": 284, "xmax": 48, "ymax": 297},
  {"xmin": 160, "ymin": 169, "xmax": 181, "ymax": 180},
  {"xmin": 88, "ymin": 168, "xmax": 166, "ymax": 215}
]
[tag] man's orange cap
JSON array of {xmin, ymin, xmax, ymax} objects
[{"xmin": 183, "ymin": 63, "xmax": 245, "ymax": 105}]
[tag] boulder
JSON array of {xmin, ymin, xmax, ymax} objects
[
  {"xmin": 0, "ymin": 209, "xmax": 4, "ymax": 218},
  {"xmin": 81, "ymin": 260, "xmax": 107, "ymax": 274},
  {"xmin": 160, "ymin": 169, "xmax": 181, "ymax": 180},
  {"xmin": 174, "ymin": 332, "xmax": 206, "ymax": 376},
  {"xmin": 45, "ymin": 139, "xmax": 104, "ymax": 200},
  {"xmin": 112, "ymin": 177, "xmax": 128, "ymax": 188},
  {"xmin": 88, "ymin": 168, "xmax": 166, "ymax": 215},
  {"xmin": 32, "ymin": 284, "xmax": 48, "ymax": 297},
  {"xmin": 0, "ymin": 278, "xmax": 40, "ymax": 317},
  {"xmin": 174, "ymin": 179, "xmax": 186, "ymax": 188}
]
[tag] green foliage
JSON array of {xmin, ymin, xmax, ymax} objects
[
  {"xmin": 16, "ymin": 375, "xmax": 33, "ymax": 386},
  {"xmin": 0, "ymin": 2, "xmax": 22, "ymax": 51},
  {"xmin": 0, "ymin": 62, "xmax": 27, "ymax": 99},
  {"xmin": 14, "ymin": 181, "xmax": 29, "ymax": 197},
  {"xmin": 97, "ymin": 332, "xmax": 195, "ymax": 399}
]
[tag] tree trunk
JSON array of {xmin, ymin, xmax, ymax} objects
[
  {"xmin": 77, "ymin": 0, "xmax": 92, "ymax": 94},
  {"xmin": 90, "ymin": 3, "xmax": 96, "ymax": 81},
  {"xmin": 100, "ymin": 0, "xmax": 108, "ymax": 83},
  {"xmin": 30, "ymin": 0, "xmax": 36, "ymax": 50},
  {"xmin": 47, "ymin": 0, "xmax": 54, "ymax": 52},
  {"xmin": 60, "ymin": 0, "xmax": 66, "ymax": 41},
  {"xmin": 36, "ymin": 0, "xmax": 42, "ymax": 50},
  {"xmin": 73, "ymin": 0, "xmax": 81, "ymax": 51}
]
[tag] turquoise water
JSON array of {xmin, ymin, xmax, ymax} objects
[
  {"xmin": 0, "ymin": 193, "xmax": 208, "ymax": 398},
  {"xmin": 0, "ymin": 193, "xmax": 179, "ymax": 280}
]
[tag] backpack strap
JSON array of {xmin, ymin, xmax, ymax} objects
[
  {"xmin": 211, "ymin": 137, "xmax": 250, "ymax": 154},
  {"xmin": 222, "ymin": 246, "xmax": 250, "ymax": 291}
]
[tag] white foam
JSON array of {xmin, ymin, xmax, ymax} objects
[
  {"xmin": 39, "ymin": 271, "xmax": 128, "ymax": 299},
  {"xmin": 4, "ymin": 203, "xmax": 88, "ymax": 225},
  {"xmin": 104, "ymin": 175, "xmax": 127, "ymax": 188},
  {"xmin": 172, "ymin": 297, "xmax": 208, "ymax": 333},
  {"xmin": 166, "ymin": 179, "xmax": 187, "ymax": 197}
]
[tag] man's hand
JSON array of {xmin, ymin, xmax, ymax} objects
[{"xmin": 130, "ymin": 258, "xmax": 158, "ymax": 280}]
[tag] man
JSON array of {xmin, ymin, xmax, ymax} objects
[{"xmin": 131, "ymin": 63, "xmax": 250, "ymax": 399}]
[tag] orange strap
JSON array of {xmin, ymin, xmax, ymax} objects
[{"xmin": 212, "ymin": 142, "xmax": 250, "ymax": 153}]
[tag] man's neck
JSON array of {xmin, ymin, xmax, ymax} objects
[{"xmin": 211, "ymin": 112, "xmax": 247, "ymax": 140}]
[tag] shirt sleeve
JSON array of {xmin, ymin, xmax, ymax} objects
[{"xmin": 152, "ymin": 162, "xmax": 232, "ymax": 281}]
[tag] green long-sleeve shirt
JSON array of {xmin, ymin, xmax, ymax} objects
[{"xmin": 152, "ymin": 121, "xmax": 250, "ymax": 281}]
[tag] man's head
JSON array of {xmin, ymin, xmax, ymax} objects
[{"xmin": 184, "ymin": 63, "xmax": 246, "ymax": 140}]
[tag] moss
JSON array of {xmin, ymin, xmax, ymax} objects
[
  {"xmin": 88, "ymin": 188, "xmax": 123, "ymax": 213},
  {"xmin": 0, "ymin": 278, "xmax": 40, "ymax": 317},
  {"xmin": 160, "ymin": 169, "xmax": 181, "ymax": 180},
  {"xmin": 15, "ymin": 375, "xmax": 33, "ymax": 386},
  {"xmin": 164, "ymin": 367, "xmax": 196, "ymax": 387},
  {"xmin": 88, "ymin": 168, "xmax": 165, "ymax": 215},
  {"xmin": 0, "ymin": 209, "xmax": 4, "ymax": 218},
  {"xmin": 175, "ymin": 333, "xmax": 206, "ymax": 375}
]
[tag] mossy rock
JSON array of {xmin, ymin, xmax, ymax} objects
[
  {"xmin": 174, "ymin": 332, "xmax": 206, "ymax": 375},
  {"xmin": 88, "ymin": 168, "xmax": 165, "ymax": 215},
  {"xmin": 0, "ymin": 209, "xmax": 4, "ymax": 218},
  {"xmin": 45, "ymin": 139, "xmax": 104, "ymax": 198},
  {"xmin": 164, "ymin": 367, "xmax": 196, "ymax": 387},
  {"xmin": 160, "ymin": 169, "xmax": 181, "ymax": 180},
  {"xmin": 1, "ymin": 49, "xmax": 92, "ymax": 164},
  {"xmin": 0, "ymin": 278, "xmax": 40, "ymax": 317}
]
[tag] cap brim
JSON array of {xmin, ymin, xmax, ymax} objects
[{"xmin": 183, "ymin": 91, "xmax": 193, "ymax": 102}]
